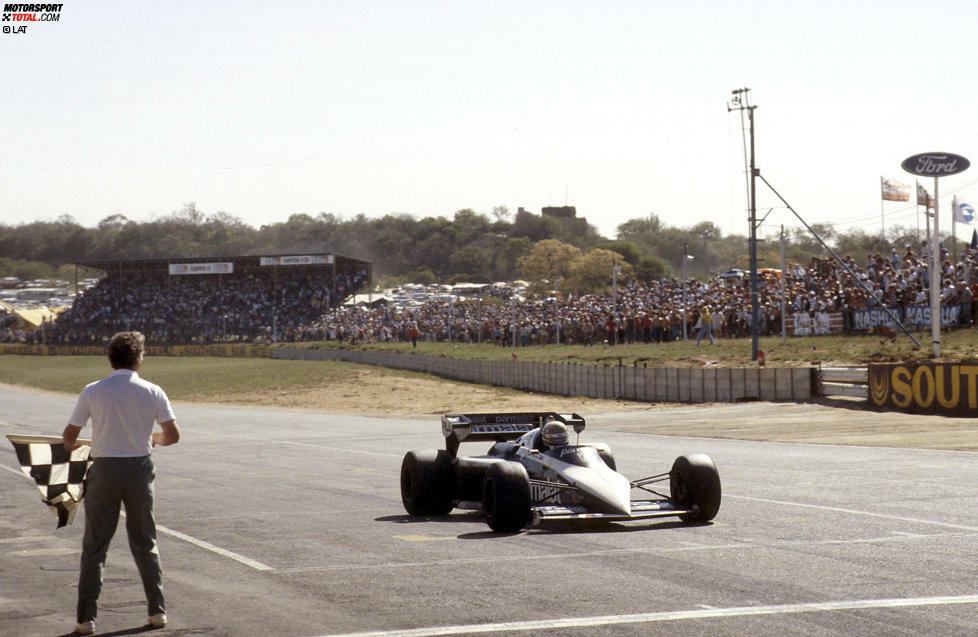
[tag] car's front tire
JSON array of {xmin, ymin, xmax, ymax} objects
[
  {"xmin": 401, "ymin": 450, "xmax": 455, "ymax": 516},
  {"xmin": 482, "ymin": 461, "xmax": 531, "ymax": 533},
  {"xmin": 670, "ymin": 454, "xmax": 721, "ymax": 522}
]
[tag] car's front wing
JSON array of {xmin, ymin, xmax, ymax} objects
[{"xmin": 531, "ymin": 499, "xmax": 692, "ymax": 525}]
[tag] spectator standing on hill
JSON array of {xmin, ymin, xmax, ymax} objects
[
  {"xmin": 409, "ymin": 323, "xmax": 419, "ymax": 348},
  {"xmin": 696, "ymin": 306, "xmax": 714, "ymax": 345},
  {"xmin": 62, "ymin": 332, "xmax": 180, "ymax": 636}
]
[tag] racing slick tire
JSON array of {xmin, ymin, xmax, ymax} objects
[
  {"xmin": 482, "ymin": 461, "xmax": 531, "ymax": 533},
  {"xmin": 669, "ymin": 454, "xmax": 721, "ymax": 523},
  {"xmin": 401, "ymin": 450, "xmax": 455, "ymax": 516}
]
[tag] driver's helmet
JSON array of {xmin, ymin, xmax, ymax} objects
[{"xmin": 541, "ymin": 420, "xmax": 569, "ymax": 447}]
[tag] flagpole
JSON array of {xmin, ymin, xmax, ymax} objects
[
  {"xmin": 931, "ymin": 176, "xmax": 940, "ymax": 358},
  {"xmin": 952, "ymin": 195, "xmax": 958, "ymax": 264},
  {"xmin": 917, "ymin": 180, "xmax": 924, "ymax": 246},
  {"xmin": 780, "ymin": 225, "xmax": 786, "ymax": 344},
  {"xmin": 880, "ymin": 176, "xmax": 885, "ymax": 241}
]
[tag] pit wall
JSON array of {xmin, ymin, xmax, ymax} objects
[{"xmin": 274, "ymin": 348, "xmax": 816, "ymax": 403}]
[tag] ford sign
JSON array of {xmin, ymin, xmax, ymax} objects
[{"xmin": 901, "ymin": 152, "xmax": 970, "ymax": 177}]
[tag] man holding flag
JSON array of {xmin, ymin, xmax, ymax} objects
[{"xmin": 63, "ymin": 331, "xmax": 180, "ymax": 635}]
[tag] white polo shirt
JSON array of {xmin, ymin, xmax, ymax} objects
[{"xmin": 69, "ymin": 369, "xmax": 177, "ymax": 458}]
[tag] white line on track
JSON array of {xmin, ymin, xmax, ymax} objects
[
  {"xmin": 727, "ymin": 494, "xmax": 978, "ymax": 532},
  {"xmin": 2, "ymin": 461, "xmax": 273, "ymax": 571},
  {"xmin": 154, "ymin": 522, "xmax": 273, "ymax": 571},
  {"xmin": 0, "ymin": 462, "xmax": 25, "ymax": 478},
  {"xmin": 278, "ymin": 530, "xmax": 976, "ymax": 573},
  {"xmin": 313, "ymin": 594, "xmax": 978, "ymax": 637}
]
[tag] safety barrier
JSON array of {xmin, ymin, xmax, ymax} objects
[
  {"xmin": 273, "ymin": 348, "xmax": 817, "ymax": 403},
  {"xmin": 818, "ymin": 366, "xmax": 868, "ymax": 399}
]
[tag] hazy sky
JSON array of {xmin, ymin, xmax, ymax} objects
[{"xmin": 3, "ymin": 1, "xmax": 978, "ymax": 242}]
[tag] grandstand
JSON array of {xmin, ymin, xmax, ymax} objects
[{"xmin": 46, "ymin": 253, "xmax": 371, "ymax": 345}]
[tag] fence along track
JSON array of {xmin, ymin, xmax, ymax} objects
[{"xmin": 275, "ymin": 348, "xmax": 819, "ymax": 404}]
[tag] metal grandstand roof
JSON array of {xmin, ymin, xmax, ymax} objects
[{"xmin": 77, "ymin": 252, "xmax": 371, "ymax": 274}]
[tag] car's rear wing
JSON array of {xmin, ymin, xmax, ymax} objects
[{"xmin": 441, "ymin": 412, "xmax": 585, "ymax": 456}]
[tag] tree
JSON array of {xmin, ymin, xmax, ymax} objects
[
  {"xmin": 517, "ymin": 239, "xmax": 582, "ymax": 283},
  {"xmin": 493, "ymin": 237, "xmax": 532, "ymax": 281},
  {"xmin": 569, "ymin": 248, "xmax": 635, "ymax": 294},
  {"xmin": 594, "ymin": 241, "xmax": 641, "ymax": 266},
  {"xmin": 510, "ymin": 209, "xmax": 561, "ymax": 242},
  {"xmin": 97, "ymin": 214, "xmax": 130, "ymax": 232},
  {"xmin": 616, "ymin": 214, "xmax": 663, "ymax": 240},
  {"xmin": 636, "ymin": 255, "xmax": 672, "ymax": 282},
  {"xmin": 690, "ymin": 221, "xmax": 722, "ymax": 241},
  {"xmin": 452, "ymin": 209, "xmax": 492, "ymax": 244},
  {"xmin": 173, "ymin": 202, "xmax": 205, "ymax": 226}
]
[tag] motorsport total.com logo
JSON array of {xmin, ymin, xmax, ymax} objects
[{"xmin": 2, "ymin": 3, "xmax": 63, "ymax": 35}]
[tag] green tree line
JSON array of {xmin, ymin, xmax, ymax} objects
[{"xmin": 0, "ymin": 202, "xmax": 933, "ymax": 292}]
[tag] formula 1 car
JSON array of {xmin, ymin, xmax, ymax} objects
[{"xmin": 400, "ymin": 412, "xmax": 721, "ymax": 533}]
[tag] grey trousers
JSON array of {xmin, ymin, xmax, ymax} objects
[{"xmin": 77, "ymin": 456, "xmax": 164, "ymax": 623}]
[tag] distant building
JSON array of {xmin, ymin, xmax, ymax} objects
[
  {"xmin": 516, "ymin": 205, "xmax": 590, "ymax": 240},
  {"xmin": 541, "ymin": 206, "xmax": 577, "ymax": 219}
]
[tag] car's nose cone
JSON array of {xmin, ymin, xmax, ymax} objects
[{"xmin": 564, "ymin": 465, "xmax": 631, "ymax": 515}]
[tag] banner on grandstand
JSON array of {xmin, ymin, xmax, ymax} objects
[
  {"xmin": 168, "ymin": 262, "xmax": 234, "ymax": 275},
  {"xmin": 786, "ymin": 312, "xmax": 843, "ymax": 335},
  {"xmin": 260, "ymin": 255, "xmax": 334, "ymax": 266},
  {"xmin": 851, "ymin": 303, "xmax": 968, "ymax": 329},
  {"xmin": 869, "ymin": 362, "xmax": 978, "ymax": 416}
]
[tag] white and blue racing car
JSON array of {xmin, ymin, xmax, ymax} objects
[{"xmin": 400, "ymin": 412, "xmax": 721, "ymax": 533}]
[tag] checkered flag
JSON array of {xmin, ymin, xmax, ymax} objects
[{"xmin": 6, "ymin": 434, "xmax": 93, "ymax": 528}]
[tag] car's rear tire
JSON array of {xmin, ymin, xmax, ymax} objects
[
  {"xmin": 670, "ymin": 454, "xmax": 721, "ymax": 522},
  {"xmin": 482, "ymin": 461, "xmax": 531, "ymax": 533},
  {"xmin": 401, "ymin": 450, "xmax": 455, "ymax": 516}
]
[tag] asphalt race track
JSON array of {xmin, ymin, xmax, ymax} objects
[{"xmin": 3, "ymin": 384, "xmax": 978, "ymax": 637}]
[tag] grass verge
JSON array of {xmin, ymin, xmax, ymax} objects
[{"xmin": 0, "ymin": 356, "xmax": 426, "ymax": 401}]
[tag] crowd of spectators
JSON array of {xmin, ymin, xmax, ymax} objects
[
  {"xmin": 3, "ymin": 242, "xmax": 976, "ymax": 347},
  {"xmin": 297, "ymin": 241, "xmax": 978, "ymax": 346},
  {"xmin": 12, "ymin": 267, "xmax": 368, "ymax": 345},
  {"xmin": 0, "ymin": 306, "xmax": 20, "ymax": 342}
]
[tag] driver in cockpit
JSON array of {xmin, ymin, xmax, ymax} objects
[{"xmin": 540, "ymin": 419, "xmax": 570, "ymax": 450}]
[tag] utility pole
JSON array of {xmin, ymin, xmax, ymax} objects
[
  {"xmin": 682, "ymin": 243, "xmax": 692, "ymax": 340},
  {"xmin": 554, "ymin": 278, "xmax": 561, "ymax": 346},
  {"xmin": 612, "ymin": 263, "xmax": 621, "ymax": 346},
  {"xmin": 728, "ymin": 88, "xmax": 760, "ymax": 361}
]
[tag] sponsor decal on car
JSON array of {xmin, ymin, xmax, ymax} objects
[{"xmin": 469, "ymin": 424, "xmax": 534, "ymax": 434}]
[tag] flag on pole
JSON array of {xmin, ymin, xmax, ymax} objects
[
  {"xmin": 953, "ymin": 198, "xmax": 975, "ymax": 224},
  {"xmin": 881, "ymin": 177, "xmax": 910, "ymax": 202},
  {"xmin": 6, "ymin": 434, "xmax": 93, "ymax": 528},
  {"xmin": 916, "ymin": 181, "xmax": 933, "ymax": 209}
]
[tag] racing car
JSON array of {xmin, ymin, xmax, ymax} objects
[{"xmin": 400, "ymin": 412, "xmax": 721, "ymax": 532}]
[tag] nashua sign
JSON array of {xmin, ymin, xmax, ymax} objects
[{"xmin": 901, "ymin": 152, "xmax": 970, "ymax": 177}]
